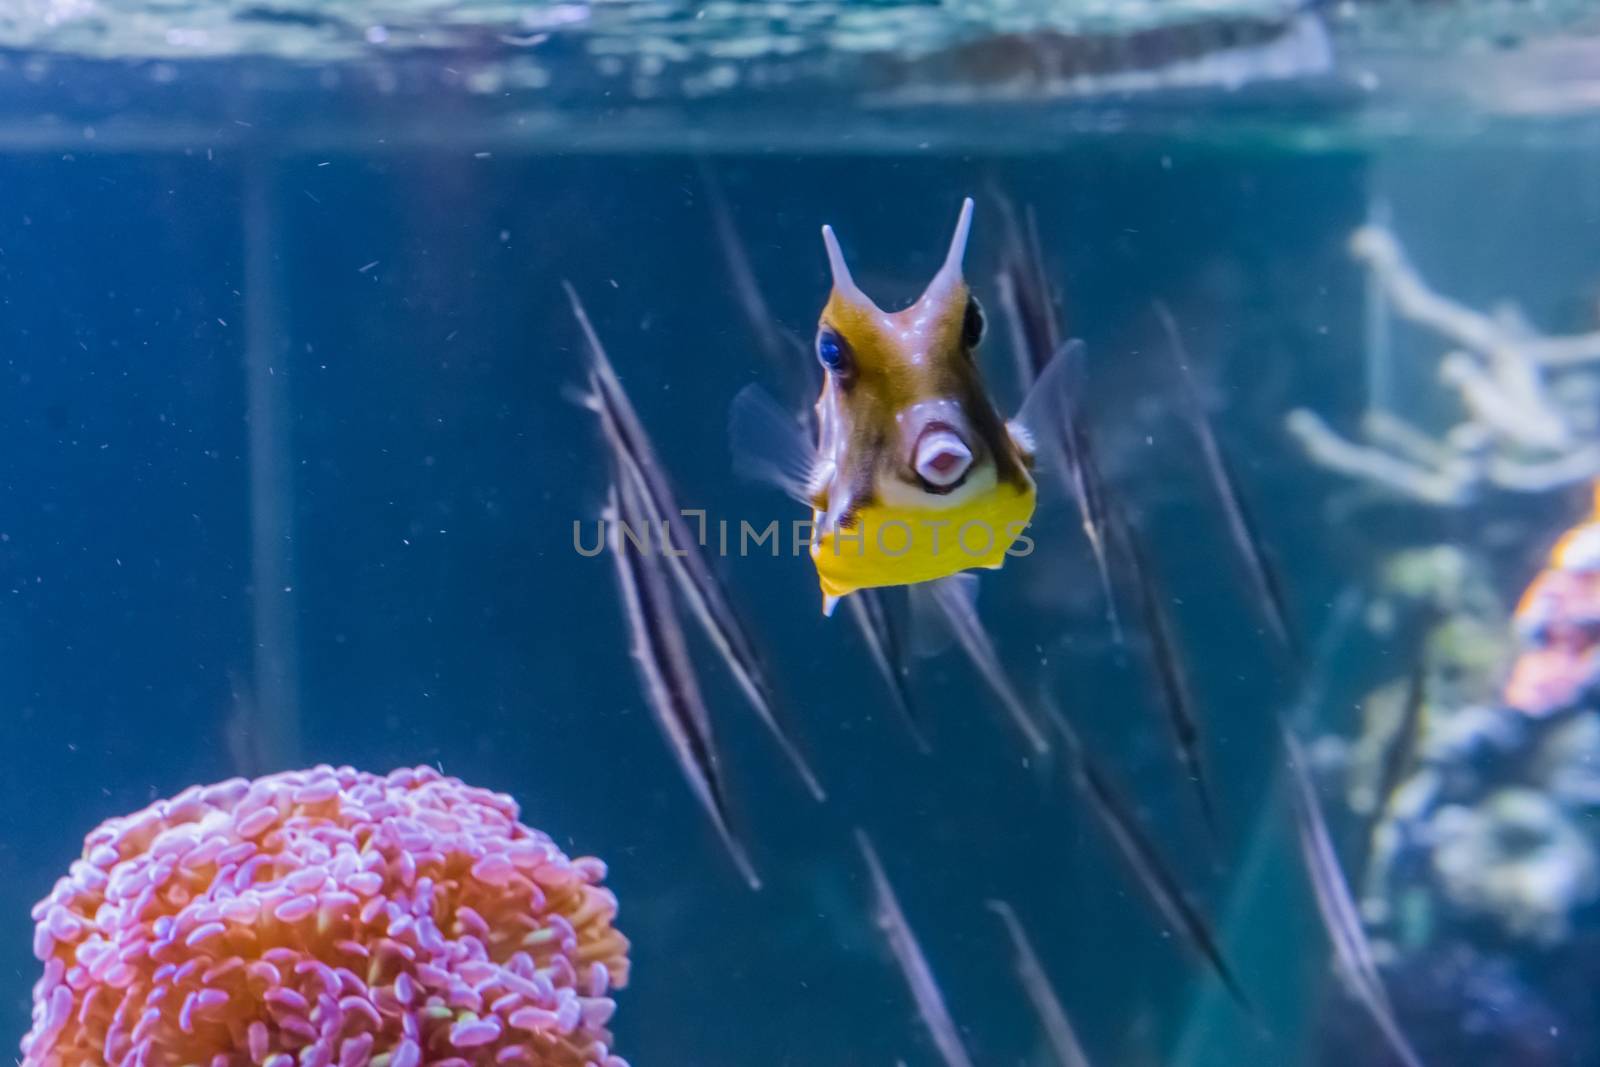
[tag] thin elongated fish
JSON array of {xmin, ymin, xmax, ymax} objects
[
  {"xmin": 986, "ymin": 900, "xmax": 1093, "ymax": 1067},
  {"xmin": 731, "ymin": 198, "xmax": 1077, "ymax": 615},
  {"xmin": 1281, "ymin": 726, "xmax": 1424, "ymax": 1067},
  {"xmin": 991, "ymin": 199, "xmax": 1120, "ymax": 641},
  {"xmin": 845, "ymin": 589, "xmax": 931, "ymax": 752},
  {"xmin": 1154, "ymin": 302, "xmax": 1296, "ymax": 656},
  {"xmin": 855, "ymin": 830, "xmax": 975, "ymax": 1067},
  {"xmin": 1058, "ymin": 387, "xmax": 1121, "ymax": 643},
  {"xmin": 1111, "ymin": 504, "xmax": 1220, "ymax": 840},
  {"xmin": 919, "ymin": 572, "xmax": 1050, "ymax": 754},
  {"xmin": 605, "ymin": 477, "xmax": 762, "ymax": 890},
  {"xmin": 1370, "ymin": 655, "xmax": 1426, "ymax": 831},
  {"xmin": 567, "ymin": 283, "xmax": 827, "ymax": 802},
  {"xmin": 992, "ymin": 194, "xmax": 1063, "ymax": 390},
  {"xmin": 1045, "ymin": 707, "xmax": 1253, "ymax": 1013},
  {"xmin": 701, "ymin": 162, "xmax": 817, "ymax": 407},
  {"xmin": 1032, "ymin": 343, "xmax": 1122, "ymax": 644}
]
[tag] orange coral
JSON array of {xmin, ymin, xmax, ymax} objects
[
  {"xmin": 1506, "ymin": 486, "xmax": 1600, "ymax": 715},
  {"xmin": 21, "ymin": 766, "xmax": 629, "ymax": 1067}
]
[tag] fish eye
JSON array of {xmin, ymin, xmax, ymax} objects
[
  {"xmin": 962, "ymin": 297, "xmax": 985, "ymax": 349},
  {"xmin": 817, "ymin": 329, "xmax": 851, "ymax": 373}
]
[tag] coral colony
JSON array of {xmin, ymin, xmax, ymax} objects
[
  {"xmin": 21, "ymin": 766, "xmax": 630, "ymax": 1067},
  {"xmin": 1506, "ymin": 486, "xmax": 1600, "ymax": 715}
]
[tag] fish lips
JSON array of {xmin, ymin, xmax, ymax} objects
[{"xmin": 909, "ymin": 421, "xmax": 976, "ymax": 494}]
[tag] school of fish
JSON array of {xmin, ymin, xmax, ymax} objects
[{"xmin": 567, "ymin": 187, "xmax": 1427, "ymax": 1067}]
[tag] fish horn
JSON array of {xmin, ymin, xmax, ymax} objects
[
  {"xmin": 917, "ymin": 197, "xmax": 974, "ymax": 306},
  {"xmin": 822, "ymin": 223, "xmax": 878, "ymax": 309}
]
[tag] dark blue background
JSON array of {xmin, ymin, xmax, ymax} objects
[{"xmin": 8, "ymin": 134, "xmax": 1577, "ymax": 1065}]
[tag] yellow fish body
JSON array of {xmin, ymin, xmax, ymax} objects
[{"xmin": 812, "ymin": 483, "xmax": 1035, "ymax": 600}]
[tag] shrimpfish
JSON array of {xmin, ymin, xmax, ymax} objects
[
  {"xmin": 732, "ymin": 197, "xmax": 1070, "ymax": 615},
  {"xmin": 1155, "ymin": 301, "xmax": 1297, "ymax": 656},
  {"xmin": 569, "ymin": 284, "xmax": 828, "ymax": 802},
  {"xmin": 1281, "ymin": 725, "xmax": 1424, "ymax": 1067},
  {"xmin": 986, "ymin": 900, "xmax": 1094, "ymax": 1067},
  {"xmin": 1043, "ymin": 705, "xmax": 1254, "ymax": 1014},
  {"xmin": 855, "ymin": 829, "xmax": 976, "ymax": 1067}
]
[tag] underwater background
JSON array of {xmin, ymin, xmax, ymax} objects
[{"xmin": 5, "ymin": 2, "xmax": 1600, "ymax": 1065}]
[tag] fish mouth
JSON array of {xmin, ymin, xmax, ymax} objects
[{"xmin": 911, "ymin": 421, "xmax": 974, "ymax": 493}]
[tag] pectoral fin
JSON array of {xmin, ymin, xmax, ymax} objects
[
  {"xmin": 1009, "ymin": 339, "xmax": 1085, "ymax": 468},
  {"xmin": 728, "ymin": 383, "xmax": 820, "ymax": 505}
]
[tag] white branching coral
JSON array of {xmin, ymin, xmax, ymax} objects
[{"xmin": 1287, "ymin": 224, "xmax": 1600, "ymax": 505}]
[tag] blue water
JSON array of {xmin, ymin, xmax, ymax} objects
[{"xmin": 5, "ymin": 16, "xmax": 1600, "ymax": 1066}]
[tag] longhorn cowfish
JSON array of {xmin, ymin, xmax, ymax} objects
[{"xmin": 731, "ymin": 197, "xmax": 1071, "ymax": 615}]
